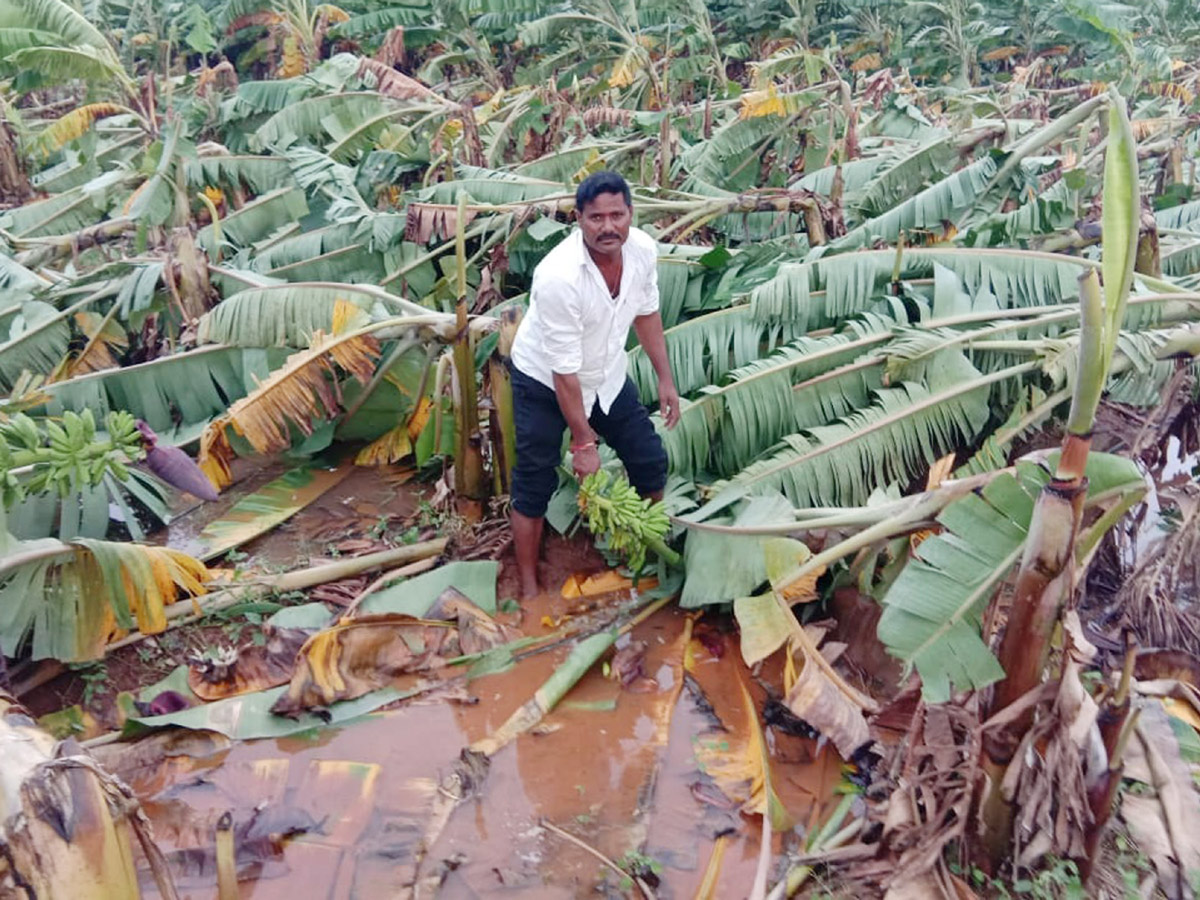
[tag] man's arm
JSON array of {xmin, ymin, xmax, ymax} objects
[
  {"xmin": 536, "ymin": 276, "xmax": 601, "ymax": 478},
  {"xmin": 633, "ymin": 312, "xmax": 680, "ymax": 429},
  {"xmin": 553, "ymin": 372, "xmax": 601, "ymax": 478}
]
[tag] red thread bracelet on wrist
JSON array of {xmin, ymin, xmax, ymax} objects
[{"xmin": 571, "ymin": 440, "xmax": 596, "ymax": 452}]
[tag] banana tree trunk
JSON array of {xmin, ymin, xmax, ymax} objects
[
  {"xmin": 0, "ymin": 114, "xmax": 31, "ymax": 204},
  {"xmin": 0, "ymin": 691, "xmax": 177, "ymax": 899},
  {"xmin": 978, "ymin": 270, "xmax": 1105, "ymax": 864},
  {"xmin": 1081, "ymin": 647, "xmax": 1137, "ymax": 883},
  {"xmin": 488, "ymin": 306, "xmax": 522, "ymax": 494},
  {"xmin": 452, "ymin": 191, "xmax": 487, "ymax": 504}
]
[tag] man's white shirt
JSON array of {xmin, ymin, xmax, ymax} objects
[{"xmin": 510, "ymin": 226, "xmax": 660, "ymax": 415}]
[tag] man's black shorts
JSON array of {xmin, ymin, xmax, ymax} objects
[{"xmin": 509, "ymin": 365, "xmax": 668, "ymax": 518}]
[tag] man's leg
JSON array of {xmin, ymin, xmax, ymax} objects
[
  {"xmin": 590, "ymin": 378, "xmax": 669, "ymax": 501},
  {"xmin": 510, "ymin": 367, "xmax": 567, "ymax": 599},
  {"xmin": 511, "ymin": 509, "xmax": 544, "ymax": 599}
]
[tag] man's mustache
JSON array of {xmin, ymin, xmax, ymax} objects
[{"xmin": 598, "ymin": 233, "xmax": 621, "ymax": 240}]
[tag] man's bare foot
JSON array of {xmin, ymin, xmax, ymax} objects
[{"xmin": 518, "ymin": 577, "xmax": 542, "ymax": 601}]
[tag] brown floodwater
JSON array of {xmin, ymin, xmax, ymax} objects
[
  {"xmin": 97, "ymin": 462, "xmax": 848, "ymax": 898},
  {"xmin": 110, "ymin": 595, "xmax": 844, "ymax": 899}
]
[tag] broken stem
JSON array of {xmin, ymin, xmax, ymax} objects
[
  {"xmin": 749, "ymin": 809, "xmax": 773, "ymax": 900},
  {"xmin": 340, "ymin": 557, "xmax": 439, "ymax": 619},
  {"xmin": 215, "ymin": 811, "xmax": 237, "ymax": 900},
  {"xmin": 106, "ymin": 539, "xmax": 448, "ymax": 652}
]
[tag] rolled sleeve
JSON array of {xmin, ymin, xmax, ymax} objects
[{"xmin": 537, "ymin": 278, "xmax": 584, "ymax": 374}]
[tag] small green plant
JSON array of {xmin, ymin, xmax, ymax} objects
[
  {"xmin": 415, "ymin": 499, "xmax": 443, "ymax": 528},
  {"xmin": 69, "ymin": 661, "xmax": 110, "ymax": 709},
  {"xmin": 964, "ymin": 855, "xmax": 1086, "ymax": 899},
  {"xmin": 616, "ymin": 850, "xmax": 663, "ymax": 891},
  {"xmin": 135, "ymin": 643, "xmax": 159, "ymax": 666},
  {"xmin": 498, "ymin": 597, "xmax": 521, "ymax": 614}
]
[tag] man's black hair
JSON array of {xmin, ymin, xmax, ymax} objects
[{"xmin": 575, "ymin": 170, "xmax": 631, "ymax": 213}]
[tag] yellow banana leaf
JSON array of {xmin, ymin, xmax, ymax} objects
[
  {"xmin": 34, "ymin": 103, "xmax": 128, "ymax": 156},
  {"xmin": 693, "ymin": 672, "xmax": 794, "ymax": 831},
  {"xmin": 199, "ymin": 325, "xmax": 380, "ymax": 483},
  {"xmin": 0, "ymin": 537, "xmax": 210, "ymax": 662}
]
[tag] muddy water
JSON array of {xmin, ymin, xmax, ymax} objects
[
  {"xmin": 121, "ymin": 596, "xmax": 843, "ymax": 899},
  {"xmin": 119, "ymin": 467, "xmax": 844, "ymax": 897}
]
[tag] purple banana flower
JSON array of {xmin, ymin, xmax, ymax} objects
[{"xmin": 135, "ymin": 420, "xmax": 219, "ymax": 501}]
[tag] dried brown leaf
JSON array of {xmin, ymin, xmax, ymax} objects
[
  {"xmin": 271, "ymin": 613, "xmax": 454, "ymax": 716},
  {"xmin": 428, "ymin": 586, "xmax": 516, "ymax": 656},
  {"xmin": 785, "ymin": 643, "xmax": 872, "ymax": 758},
  {"xmin": 357, "ymin": 56, "xmax": 443, "ymax": 103},
  {"xmin": 1125, "ymin": 706, "xmax": 1200, "ymax": 899},
  {"xmin": 187, "ymin": 626, "xmax": 309, "ymax": 700}
]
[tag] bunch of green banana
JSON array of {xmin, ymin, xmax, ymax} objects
[
  {"xmin": 0, "ymin": 410, "xmax": 144, "ymax": 502},
  {"xmin": 577, "ymin": 470, "xmax": 678, "ymax": 572}
]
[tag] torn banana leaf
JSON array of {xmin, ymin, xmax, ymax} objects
[
  {"xmin": 733, "ymin": 537, "xmax": 871, "ymax": 757},
  {"xmin": 0, "ymin": 531, "xmax": 210, "ymax": 663},
  {"xmin": 783, "ymin": 629, "xmax": 873, "ymax": 759},
  {"xmin": 173, "ymin": 463, "xmax": 356, "ymax": 561},
  {"xmin": 272, "ymin": 591, "xmax": 513, "ymax": 715}
]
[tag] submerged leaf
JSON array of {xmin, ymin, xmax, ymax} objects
[{"xmin": 693, "ymin": 673, "xmax": 793, "ymax": 830}]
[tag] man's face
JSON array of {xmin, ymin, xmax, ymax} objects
[{"xmin": 578, "ymin": 191, "xmax": 632, "ymax": 255}]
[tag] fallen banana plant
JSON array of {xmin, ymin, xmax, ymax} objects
[
  {"xmin": 0, "ymin": 520, "xmax": 211, "ymax": 662},
  {"xmin": 0, "ymin": 689, "xmax": 178, "ymax": 899}
]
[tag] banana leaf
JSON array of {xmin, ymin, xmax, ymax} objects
[
  {"xmin": 43, "ymin": 346, "xmax": 290, "ymax": 435},
  {"xmin": 698, "ymin": 352, "xmax": 998, "ymax": 516},
  {"xmin": 877, "ymin": 452, "xmax": 1145, "ymax": 702},
  {"xmin": 0, "ymin": 529, "xmax": 209, "ymax": 662},
  {"xmin": 170, "ymin": 463, "xmax": 356, "ymax": 561}
]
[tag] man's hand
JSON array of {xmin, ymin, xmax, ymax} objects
[
  {"xmin": 658, "ymin": 379, "xmax": 681, "ymax": 429},
  {"xmin": 571, "ymin": 443, "xmax": 601, "ymax": 480}
]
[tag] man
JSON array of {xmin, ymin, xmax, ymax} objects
[{"xmin": 509, "ymin": 171, "xmax": 680, "ymax": 599}]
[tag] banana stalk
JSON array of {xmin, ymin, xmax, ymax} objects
[
  {"xmin": 487, "ymin": 306, "xmax": 521, "ymax": 494},
  {"xmin": 979, "ymin": 88, "xmax": 1141, "ymax": 870}
]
